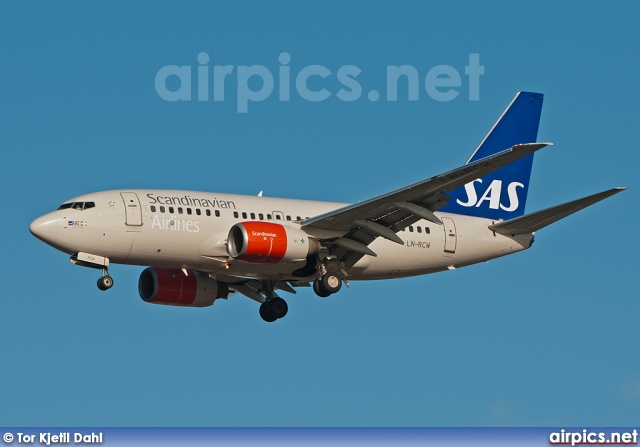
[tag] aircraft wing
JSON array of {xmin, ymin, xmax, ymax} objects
[
  {"xmin": 488, "ymin": 187, "xmax": 626, "ymax": 235},
  {"xmin": 212, "ymin": 273, "xmax": 310, "ymax": 303},
  {"xmin": 302, "ymin": 142, "xmax": 551, "ymax": 267}
]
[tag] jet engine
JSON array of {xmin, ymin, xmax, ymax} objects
[
  {"xmin": 227, "ymin": 222, "xmax": 320, "ymax": 264},
  {"xmin": 138, "ymin": 267, "xmax": 228, "ymax": 307}
]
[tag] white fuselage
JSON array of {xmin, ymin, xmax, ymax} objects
[
  {"xmin": 31, "ymin": 190, "xmax": 534, "ymax": 281},
  {"xmin": 34, "ymin": 190, "xmax": 533, "ymax": 279}
]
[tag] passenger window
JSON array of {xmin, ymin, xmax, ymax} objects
[
  {"xmin": 250, "ymin": 213, "xmax": 255, "ymax": 219},
  {"xmin": 187, "ymin": 208, "xmax": 192, "ymax": 215},
  {"xmin": 417, "ymin": 226, "xmax": 422, "ymax": 233},
  {"xmin": 409, "ymin": 226, "xmax": 414, "ymax": 232},
  {"xmin": 205, "ymin": 209, "xmax": 211, "ymax": 216},
  {"xmin": 160, "ymin": 206, "xmax": 165, "ymax": 213},
  {"xmin": 296, "ymin": 216, "xmax": 301, "ymax": 221},
  {"xmin": 286, "ymin": 215, "xmax": 291, "ymax": 221},
  {"xmin": 275, "ymin": 214, "xmax": 281, "ymax": 220},
  {"xmin": 169, "ymin": 207, "xmax": 174, "ymax": 213},
  {"xmin": 215, "ymin": 210, "xmax": 220, "ymax": 217},
  {"xmin": 196, "ymin": 209, "xmax": 201, "ymax": 215},
  {"xmin": 233, "ymin": 211, "xmax": 239, "ymax": 218},
  {"xmin": 259, "ymin": 213, "xmax": 264, "ymax": 220},
  {"xmin": 150, "ymin": 205, "xmax": 156, "ymax": 212},
  {"xmin": 267, "ymin": 214, "xmax": 272, "ymax": 220},
  {"xmin": 242, "ymin": 212, "xmax": 247, "ymax": 219},
  {"xmin": 425, "ymin": 227, "xmax": 430, "ymax": 234}
]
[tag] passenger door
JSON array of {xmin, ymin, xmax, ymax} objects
[
  {"xmin": 441, "ymin": 217, "xmax": 457, "ymax": 254},
  {"xmin": 120, "ymin": 192, "xmax": 143, "ymax": 226}
]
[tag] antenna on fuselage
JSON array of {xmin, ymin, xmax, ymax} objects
[{"xmin": 258, "ymin": 191, "xmax": 263, "ymax": 197}]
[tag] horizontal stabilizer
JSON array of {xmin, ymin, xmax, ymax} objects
[{"xmin": 488, "ymin": 187, "xmax": 626, "ymax": 235}]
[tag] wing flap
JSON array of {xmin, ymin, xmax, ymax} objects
[{"xmin": 488, "ymin": 187, "xmax": 626, "ymax": 235}]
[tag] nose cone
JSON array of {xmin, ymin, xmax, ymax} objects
[{"xmin": 30, "ymin": 214, "xmax": 59, "ymax": 245}]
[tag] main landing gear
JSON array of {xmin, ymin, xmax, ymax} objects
[
  {"xmin": 259, "ymin": 297, "xmax": 289, "ymax": 322},
  {"xmin": 97, "ymin": 269, "xmax": 114, "ymax": 291},
  {"xmin": 313, "ymin": 271, "xmax": 342, "ymax": 298},
  {"xmin": 258, "ymin": 281, "xmax": 289, "ymax": 323},
  {"xmin": 256, "ymin": 270, "xmax": 344, "ymax": 322}
]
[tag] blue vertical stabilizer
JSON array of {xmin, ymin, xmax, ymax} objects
[{"xmin": 440, "ymin": 92, "xmax": 544, "ymax": 220}]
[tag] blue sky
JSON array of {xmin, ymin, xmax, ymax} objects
[{"xmin": 1, "ymin": 1, "xmax": 639, "ymax": 426}]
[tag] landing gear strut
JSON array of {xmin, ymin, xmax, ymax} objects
[{"xmin": 97, "ymin": 269, "xmax": 114, "ymax": 291}]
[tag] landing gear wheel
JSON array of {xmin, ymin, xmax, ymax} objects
[
  {"xmin": 97, "ymin": 276, "xmax": 114, "ymax": 291},
  {"xmin": 313, "ymin": 279, "xmax": 331, "ymax": 298},
  {"xmin": 321, "ymin": 272, "xmax": 342, "ymax": 294},
  {"xmin": 259, "ymin": 297, "xmax": 288, "ymax": 322},
  {"xmin": 259, "ymin": 302, "xmax": 277, "ymax": 323},
  {"xmin": 268, "ymin": 297, "xmax": 288, "ymax": 319}
]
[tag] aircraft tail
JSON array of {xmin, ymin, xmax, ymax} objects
[{"xmin": 440, "ymin": 91, "xmax": 544, "ymax": 220}]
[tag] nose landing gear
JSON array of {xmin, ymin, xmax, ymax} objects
[
  {"xmin": 97, "ymin": 269, "xmax": 114, "ymax": 291},
  {"xmin": 70, "ymin": 252, "xmax": 114, "ymax": 291}
]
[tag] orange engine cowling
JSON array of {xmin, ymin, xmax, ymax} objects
[
  {"xmin": 227, "ymin": 222, "xmax": 320, "ymax": 264},
  {"xmin": 138, "ymin": 267, "xmax": 228, "ymax": 307}
]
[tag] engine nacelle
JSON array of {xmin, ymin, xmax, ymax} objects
[
  {"xmin": 227, "ymin": 222, "xmax": 320, "ymax": 264},
  {"xmin": 138, "ymin": 267, "xmax": 227, "ymax": 307}
]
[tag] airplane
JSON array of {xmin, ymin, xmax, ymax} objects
[{"xmin": 29, "ymin": 92, "xmax": 625, "ymax": 322}]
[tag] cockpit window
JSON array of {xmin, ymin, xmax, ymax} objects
[{"xmin": 57, "ymin": 201, "xmax": 95, "ymax": 211}]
